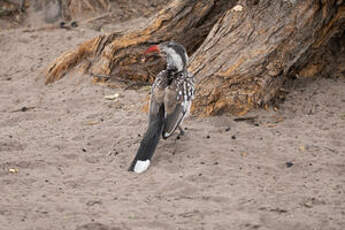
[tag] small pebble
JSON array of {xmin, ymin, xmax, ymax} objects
[
  {"xmin": 206, "ymin": 135, "xmax": 210, "ymax": 139},
  {"xmin": 8, "ymin": 168, "xmax": 18, "ymax": 173},
  {"xmin": 225, "ymin": 127, "xmax": 231, "ymax": 132},
  {"xmin": 286, "ymin": 162, "xmax": 294, "ymax": 168},
  {"xmin": 232, "ymin": 135, "xmax": 236, "ymax": 140},
  {"xmin": 233, "ymin": 5, "xmax": 243, "ymax": 11},
  {"xmin": 70, "ymin": 21, "xmax": 78, "ymax": 28},
  {"xmin": 104, "ymin": 93, "xmax": 120, "ymax": 100},
  {"xmin": 82, "ymin": 148, "xmax": 87, "ymax": 152}
]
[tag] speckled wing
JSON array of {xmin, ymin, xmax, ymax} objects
[
  {"xmin": 149, "ymin": 70, "xmax": 169, "ymax": 122},
  {"xmin": 162, "ymin": 72, "xmax": 194, "ymax": 139}
]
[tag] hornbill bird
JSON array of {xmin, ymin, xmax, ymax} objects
[{"xmin": 129, "ymin": 41, "xmax": 194, "ymax": 173}]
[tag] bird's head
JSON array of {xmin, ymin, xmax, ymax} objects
[{"xmin": 144, "ymin": 41, "xmax": 188, "ymax": 72}]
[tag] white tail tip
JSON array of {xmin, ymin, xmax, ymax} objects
[{"xmin": 133, "ymin": 160, "xmax": 151, "ymax": 173}]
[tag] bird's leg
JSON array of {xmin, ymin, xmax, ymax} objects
[
  {"xmin": 178, "ymin": 125, "xmax": 185, "ymax": 136},
  {"xmin": 173, "ymin": 126, "xmax": 185, "ymax": 155}
]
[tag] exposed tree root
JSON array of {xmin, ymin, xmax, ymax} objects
[{"xmin": 44, "ymin": 0, "xmax": 345, "ymax": 116}]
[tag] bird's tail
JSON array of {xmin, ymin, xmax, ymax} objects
[{"xmin": 128, "ymin": 106, "xmax": 164, "ymax": 173}]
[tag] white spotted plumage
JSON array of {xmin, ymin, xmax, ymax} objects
[{"xmin": 129, "ymin": 41, "xmax": 194, "ymax": 173}]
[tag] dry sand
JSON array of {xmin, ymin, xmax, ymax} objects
[{"xmin": 0, "ymin": 25, "xmax": 345, "ymax": 230}]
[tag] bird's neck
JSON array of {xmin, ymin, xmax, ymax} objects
[
  {"xmin": 166, "ymin": 66, "xmax": 185, "ymax": 77},
  {"xmin": 166, "ymin": 54, "xmax": 184, "ymax": 72}
]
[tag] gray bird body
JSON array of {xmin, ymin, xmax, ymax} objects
[
  {"xmin": 129, "ymin": 41, "xmax": 194, "ymax": 173},
  {"xmin": 151, "ymin": 69, "xmax": 194, "ymax": 139}
]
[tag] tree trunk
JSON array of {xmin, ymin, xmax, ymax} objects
[
  {"xmin": 190, "ymin": 0, "xmax": 345, "ymax": 116},
  {"xmin": 44, "ymin": 0, "xmax": 345, "ymax": 116},
  {"xmin": 45, "ymin": 0, "xmax": 236, "ymax": 84}
]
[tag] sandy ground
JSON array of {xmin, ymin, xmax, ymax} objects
[{"xmin": 0, "ymin": 25, "xmax": 345, "ymax": 230}]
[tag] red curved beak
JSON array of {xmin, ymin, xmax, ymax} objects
[{"xmin": 144, "ymin": 45, "xmax": 160, "ymax": 55}]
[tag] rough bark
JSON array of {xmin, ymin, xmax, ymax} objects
[
  {"xmin": 44, "ymin": 0, "xmax": 345, "ymax": 116},
  {"xmin": 0, "ymin": 0, "xmax": 25, "ymax": 16},
  {"xmin": 190, "ymin": 0, "xmax": 345, "ymax": 116},
  {"xmin": 45, "ymin": 0, "xmax": 236, "ymax": 84}
]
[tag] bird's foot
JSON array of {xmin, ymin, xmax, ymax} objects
[{"xmin": 178, "ymin": 126, "xmax": 185, "ymax": 136}]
